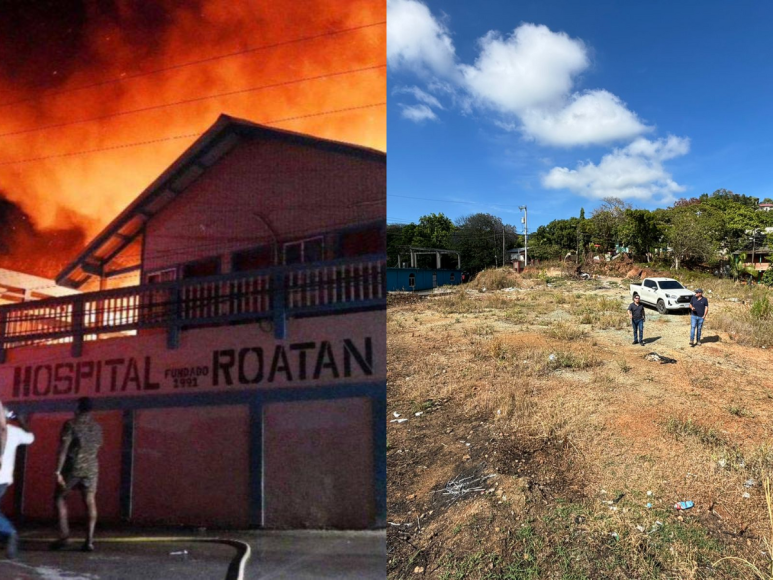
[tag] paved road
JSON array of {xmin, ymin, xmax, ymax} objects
[{"xmin": 0, "ymin": 530, "xmax": 386, "ymax": 579}]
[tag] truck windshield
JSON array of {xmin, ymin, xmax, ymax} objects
[{"xmin": 658, "ymin": 281, "xmax": 684, "ymax": 290}]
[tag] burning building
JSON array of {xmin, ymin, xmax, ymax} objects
[{"xmin": 0, "ymin": 114, "xmax": 386, "ymax": 529}]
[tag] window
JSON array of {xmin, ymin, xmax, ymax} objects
[
  {"xmin": 182, "ymin": 257, "xmax": 220, "ymax": 279},
  {"xmin": 339, "ymin": 227, "xmax": 384, "ymax": 257},
  {"xmin": 283, "ymin": 236, "xmax": 324, "ymax": 265},
  {"xmin": 233, "ymin": 246, "xmax": 272, "ymax": 272},
  {"xmin": 408, "ymin": 273, "xmax": 415, "ymax": 288},
  {"xmin": 146, "ymin": 268, "xmax": 176, "ymax": 285},
  {"xmin": 144, "ymin": 269, "xmax": 176, "ymax": 323},
  {"xmin": 450, "ymin": 273, "xmax": 455, "ymax": 282},
  {"xmin": 658, "ymin": 281, "xmax": 684, "ymax": 290}
]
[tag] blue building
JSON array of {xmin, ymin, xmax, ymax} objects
[{"xmin": 387, "ymin": 268, "xmax": 462, "ymax": 291}]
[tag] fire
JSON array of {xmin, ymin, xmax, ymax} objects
[{"xmin": 0, "ymin": 0, "xmax": 385, "ymax": 261}]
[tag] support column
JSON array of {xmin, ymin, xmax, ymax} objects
[
  {"xmin": 371, "ymin": 389, "xmax": 387, "ymax": 528},
  {"xmin": 249, "ymin": 399, "xmax": 264, "ymax": 527},
  {"xmin": 119, "ymin": 410, "xmax": 135, "ymax": 521}
]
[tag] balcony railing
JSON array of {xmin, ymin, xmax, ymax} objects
[{"xmin": 0, "ymin": 256, "xmax": 385, "ymax": 359}]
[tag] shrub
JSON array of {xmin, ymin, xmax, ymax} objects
[
  {"xmin": 751, "ymin": 295, "xmax": 772, "ymax": 320},
  {"xmin": 470, "ymin": 268, "xmax": 522, "ymax": 291}
]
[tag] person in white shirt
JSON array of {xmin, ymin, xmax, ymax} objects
[{"xmin": 0, "ymin": 411, "xmax": 34, "ymax": 560}]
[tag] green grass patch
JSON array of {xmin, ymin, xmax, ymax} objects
[{"xmin": 664, "ymin": 416, "xmax": 727, "ymax": 449}]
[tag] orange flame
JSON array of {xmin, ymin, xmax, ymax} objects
[{"xmin": 0, "ymin": 0, "xmax": 385, "ymax": 249}]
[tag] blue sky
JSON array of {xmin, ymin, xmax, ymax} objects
[{"xmin": 387, "ymin": 0, "xmax": 773, "ymax": 230}]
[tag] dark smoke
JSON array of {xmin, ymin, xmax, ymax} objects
[
  {"xmin": 0, "ymin": 0, "xmax": 204, "ymax": 92},
  {"xmin": 0, "ymin": 193, "xmax": 87, "ymax": 279}
]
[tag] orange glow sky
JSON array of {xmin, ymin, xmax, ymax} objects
[{"xmin": 0, "ymin": 0, "xmax": 385, "ymax": 240}]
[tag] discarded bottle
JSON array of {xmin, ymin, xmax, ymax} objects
[
  {"xmin": 169, "ymin": 550, "xmax": 188, "ymax": 556},
  {"xmin": 673, "ymin": 501, "xmax": 694, "ymax": 510}
]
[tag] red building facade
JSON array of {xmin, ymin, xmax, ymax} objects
[{"xmin": 0, "ymin": 115, "xmax": 386, "ymax": 529}]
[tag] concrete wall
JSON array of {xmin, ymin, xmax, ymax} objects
[{"xmin": 0, "ymin": 311, "xmax": 385, "ymax": 529}]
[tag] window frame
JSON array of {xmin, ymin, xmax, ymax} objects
[{"xmin": 283, "ymin": 236, "xmax": 325, "ymax": 265}]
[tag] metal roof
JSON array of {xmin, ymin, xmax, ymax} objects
[
  {"xmin": 56, "ymin": 114, "xmax": 386, "ymax": 288},
  {"xmin": 0, "ymin": 268, "xmax": 80, "ymax": 302}
]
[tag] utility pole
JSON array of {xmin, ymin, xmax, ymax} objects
[
  {"xmin": 519, "ymin": 205, "xmax": 528, "ymax": 266},
  {"xmin": 503, "ymin": 228, "xmax": 506, "ymax": 267}
]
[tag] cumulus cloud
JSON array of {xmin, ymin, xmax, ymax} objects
[
  {"xmin": 400, "ymin": 104, "xmax": 439, "ymax": 122},
  {"xmin": 459, "ymin": 24, "xmax": 588, "ymax": 114},
  {"xmin": 521, "ymin": 90, "xmax": 651, "ymax": 146},
  {"xmin": 542, "ymin": 136, "xmax": 690, "ymax": 201},
  {"xmin": 387, "ymin": 0, "xmax": 457, "ymax": 78}
]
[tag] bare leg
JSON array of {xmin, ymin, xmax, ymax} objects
[
  {"xmin": 55, "ymin": 493, "xmax": 70, "ymax": 540},
  {"xmin": 83, "ymin": 490, "xmax": 97, "ymax": 548}
]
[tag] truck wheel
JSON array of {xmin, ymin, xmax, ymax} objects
[{"xmin": 657, "ymin": 299, "xmax": 667, "ymax": 314}]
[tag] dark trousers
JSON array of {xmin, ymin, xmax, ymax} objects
[{"xmin": 632, "ymin": 319, "xmax": 644, "ymax": 342}]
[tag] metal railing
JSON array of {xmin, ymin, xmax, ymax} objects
[{"xmin": 0, "ymin": 256, "xmax": 385, "ymax": 357}]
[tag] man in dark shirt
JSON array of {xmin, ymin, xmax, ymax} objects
[
  {"xmin": 52, "ymin": 397, "xmax": 103, "ymax": 552},
  {"xmin": 689, "ymin": 288, "xmax": 709, "ymax": 347},
  {"xmin": 627, "ymin": 295, "xmax": 646, "ymax": 345}
]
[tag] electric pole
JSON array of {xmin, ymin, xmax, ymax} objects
[
  {"xmin": 503, "ymin": 227, "xmax": 506, "ymax": 267},
  {"xmin": 520, "ymin": 205, "xmax": 528, "ymax": 266}
]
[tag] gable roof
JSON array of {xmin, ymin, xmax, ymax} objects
[{"xmin": 57, "ymin": 114, "xmax": 386, "ymax": 288}]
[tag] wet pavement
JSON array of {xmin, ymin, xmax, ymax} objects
[{"xmin": 0, "ymin": 529, "xmax": 386, "ymax": 579}]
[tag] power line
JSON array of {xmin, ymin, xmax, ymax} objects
[
  {"xmin": 0, "ymin": 102, "xmax": 386, "ymax": 167},
  {"xmin": 0, "ymin": 20, "xmax": 386, "ymax": 110},
  {"xmin": 0, "ymin": 64, "xmax": 386, "ymax": 139},
  {"xmin": 388, "ymin": 194, "xmax": 522, "ymax": 208}
]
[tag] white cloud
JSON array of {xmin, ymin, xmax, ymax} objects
[
  {"xmin": 400, "ymin": 104, "xmax": 439, "ymax": 122},
  {"xmin": 387, "ymin": 0, "xmax": 457, "ymax": 78},
  {"xmin": 392, "ymin": 85, "xmax": 444, "ymax": 109},
  {"xmin": 387, "ymin": 2, "xmax": 674, "ymax": 152},
  {"xmin": 542, "ymin": 136, "xmax": 690, "ymax": 201},
  {"xmin": 459, "ymin": 24, "xmax": 588, "ymax": 114},
  {"xmin": 521, "ymin": 90, "xmax": 651, "ymax": 146}
]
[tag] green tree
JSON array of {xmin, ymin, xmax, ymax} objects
[
  {"xmin": 411, "ymin": 213, "xmax": 455, "ymax": 248},
  {"xmin": 386, "ymin": 213, "xmax": 456, "ymax": 268},
  {"xmin": 618, "ymin": 209, "xmax": 661, "ymax": 258},
  {"xmin": 728, "ymin": 253, "xmax": 759, "ymax": 282},
  {"xmin": 589, "ymin": 197, "xmax": 631, "ymax": 251},
  {"xmin": 666, "ymin": 207, "xmax": 721, "ymax": 270},
  {"xmin": 450, "ymin": 213, "xmax": 520, "ymax": 272}
]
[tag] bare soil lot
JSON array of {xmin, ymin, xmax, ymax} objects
[{"xmin": 388, "ymin": 271, "xmax": 773, "ymax": 579}]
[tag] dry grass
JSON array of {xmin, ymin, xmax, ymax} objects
[
  {"xmin": 546, "ymin": 321, "xmax": 587, "ymax": 341},
  {"xmin": 714, "ymin": 296, "xmax": 773, "ymax": 347},
  {"xmin": 388, "ymin": 272, "xmax": 773, "ymax": 579},
  {"xmin": 469, "ymin": 267, "xmax": 522, "ymax": 291}
]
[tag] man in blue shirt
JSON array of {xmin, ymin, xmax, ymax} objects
[{"xmin": 689, "ymin": 289, "xmax": 709, "ymax": 347}]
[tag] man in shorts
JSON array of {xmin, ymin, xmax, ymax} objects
[{"xmin": 52, "ymin": 397, "xmax": 103, "ymax": 552}]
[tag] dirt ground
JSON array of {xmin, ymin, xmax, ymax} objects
[{"xmin": 387, "ymin": 273, "xmax": 773, "ymax": 579}]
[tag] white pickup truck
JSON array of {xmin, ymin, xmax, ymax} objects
[{"xmin": 629, "ymin": 277, "xmax": 694, "ymax": 314}]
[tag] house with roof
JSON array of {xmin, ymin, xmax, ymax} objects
[{"xmin": 0, "ymin": 115, "xmax": 386, "ymax": 530}]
